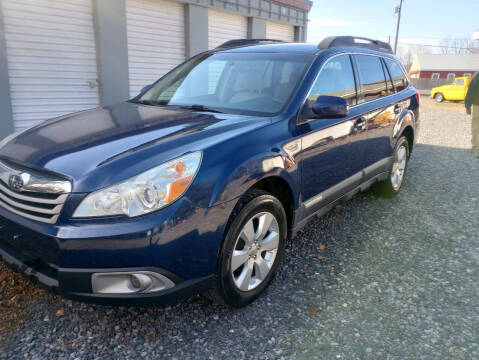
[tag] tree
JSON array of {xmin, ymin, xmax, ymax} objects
[
  {"xmin": 397, "ymin": 45, "xmax": 430, "ymax": 72},
  {"xmin": 440, "ymin": 37, "xmax": 474, "ymax": 54}
]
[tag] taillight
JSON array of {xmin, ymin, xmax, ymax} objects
[{"xmin": 414, "ymin": 91, "xmax": 420, "ymax": 103}]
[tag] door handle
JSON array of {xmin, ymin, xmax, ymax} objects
[
  {"xmin": 393, "ymin": 104, "xmax": 401, "ymax": 114},
  {"xmin": 355, "ymin": 117, "xmax": 366, "ymax": 130}
]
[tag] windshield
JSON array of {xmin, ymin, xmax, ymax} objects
[{"xmin": 137, "ymin": 52, "xmax": 314, "ymax": 116}]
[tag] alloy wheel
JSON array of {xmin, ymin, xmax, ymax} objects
[
  {"xmin": 391, "ymin": 144, "xmax": 407, "ymax": 190},
  {"xmin": 230, "ymin": 211, "xmax": 279, "ymax": 291}
]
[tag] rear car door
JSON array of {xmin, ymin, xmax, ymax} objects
[
  {"xmin": 353, "ymin": 54, "xmax": 398, "ymax": 178},
  {"xmin": 298, "ymin": 54, "xmax": 364, "ymax": 216}
]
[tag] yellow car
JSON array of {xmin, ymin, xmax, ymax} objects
[{"xmin": 431, "ymin": 77, "xmax": 471, "ymax": 102}]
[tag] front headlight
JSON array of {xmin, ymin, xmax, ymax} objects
[{"xmin": 73, "ymin": 151, "xmax": 202, "ymax": 218}]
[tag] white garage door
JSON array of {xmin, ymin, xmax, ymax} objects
[
  {"xmin": 1, "ymin": 0, "xmax": 100, "ymax": 131},
  {"xmin": 126, "ymin": 0, "xmax": 185, "ymax": 98},
  {"xmin": 208, "ymin": 9, "xmax": 247, "ymax": 49},
  {"xmin": 266, "ymin": 21, "xmax": 295, "ymax": 42}
]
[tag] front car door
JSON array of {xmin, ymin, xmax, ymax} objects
[
  {"xmin": 449, "ymin": 78, "xmax": 466, "ymax": 100},
  {"xmin": 297, "ymin": 54, "xmax": 365, "ymax": 217}
]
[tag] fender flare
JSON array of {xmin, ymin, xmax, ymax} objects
[
  {"xmin": 209, "ymin": 152, "xmax": 299, "ymax": 208},
  {"xmin": 393, "ymin": 109, "xmax": 415, "ymax": 141}
]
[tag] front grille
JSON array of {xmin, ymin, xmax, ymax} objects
[
  {"xmin": 0, "ymin": 160, "xmax": 71, "ymax": 224},
  {"xmin": 0, "ymin": 180, "xmax": 68, "ymax": 223}
]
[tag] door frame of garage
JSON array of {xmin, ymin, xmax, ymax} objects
[{"xmin": 93, "ymin": 0, "xmax": 130, "ymax": 107}]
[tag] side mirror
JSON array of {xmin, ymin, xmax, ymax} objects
[
  {"xmin": 141, "ymin": 84, "xmax": 153, "ymax": 93},
  {"xmin": 312, "ymin": 96, "xmax": 349, "ymax": 118}
]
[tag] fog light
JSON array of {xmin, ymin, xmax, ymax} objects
[
  {"xmin": 91, "ymin": 271, "xmax": 175, "ymax": 294},
  {"xmin": 130, "ymin": 274, "xmax": 152, "ymax": 291}
]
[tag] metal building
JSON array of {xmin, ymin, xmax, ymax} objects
[{"xmin": 0, "ymin": 0, "xmax": 312, "ymax": 137}]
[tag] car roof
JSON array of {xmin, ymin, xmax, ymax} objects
[{"xmin": 213, "ymin": 42, "xmax": 400, "ymax": 60}]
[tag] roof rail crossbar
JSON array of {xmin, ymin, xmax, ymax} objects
[
  {"xmin": 318, "ymin": 36, "xmax": 393, "ymax": 54},
  {"xmin": 216, "ymin": 38, "xmax": 286, "ymax": 49}
]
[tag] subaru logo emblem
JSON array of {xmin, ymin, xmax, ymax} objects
[{"xmin": 8, "ymin": 174, "xmax": 24, "ymax": 191}]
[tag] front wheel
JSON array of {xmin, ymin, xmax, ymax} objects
[
  {"xmin": 208, "ymin": 189, "xmax": 287, "ymax": 307},
  {"xmin": 374, "ymin": 136, "xmax": 409, "ymax": 198},
  {"xmin": 434, "ymin": 93, "xmax": 444, "ymax": 103}
]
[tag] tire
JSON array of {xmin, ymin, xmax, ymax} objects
[
  {"xmin": 374, "ymin": 136, "xmax": 410, "ymax": 198},
  {"xmin": 208, "ymin": 189, "xmax": 287, "ymax": 307},
  {"xmin": 434, "ymin": 93, "xmax": 444, "ymax": 103}
]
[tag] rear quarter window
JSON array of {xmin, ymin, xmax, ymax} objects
[{"xmin": 384, "ymin": 58, "xmax": 408, "ymax": 92}]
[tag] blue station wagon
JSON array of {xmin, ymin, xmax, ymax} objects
[{"xmin": 0, "ymin": 36, "xmax": 419, "ymax": 307}]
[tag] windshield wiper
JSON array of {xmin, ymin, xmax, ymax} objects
[
  {"xmin": 175, "ymin": 104, "xmax": 225, "ymax": 113},
  {"xmin": 131, "ymin": 99, "xmax": 168, "ymax": 106}
]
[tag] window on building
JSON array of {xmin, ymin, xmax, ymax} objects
[
  {"xmin": 431, "ymin": 73, "xmax": 440, "ymax": 80},
  {"xmin": 447, "ymin": 73, "xmax": 456, "ymax": 82},
  {"xmin": 308, "ymin": 54, "xmax": 357, "ymax": 106},
  {"xmin": 464, "ymin": 73, "xmax": 472, "ymax": 77},
  {"xmin": 355, "ymin": 55, "xmax": 388, "ymax": 102},
  {"xmin": 384, "ymin": 58, "xmax": 408, "ymax": 92}
]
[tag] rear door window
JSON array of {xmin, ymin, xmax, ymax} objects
[
  {"xmin": 355, "ymin": 55, "xmax": 388, "ymax": 102},
  {"xmin": 384, "ymin": 58, "xmax": 408, "ymax": 92}
]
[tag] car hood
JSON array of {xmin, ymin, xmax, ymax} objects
[{"xmin": 0, "ymin": 102, "xmax": 270, "ymax": 192}]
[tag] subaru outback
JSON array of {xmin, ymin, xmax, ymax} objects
[{"xmin": 0, "ymin": 36, "xmax": 419, "ymax": 307}]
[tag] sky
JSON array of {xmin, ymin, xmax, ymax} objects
[{"xmin": 307, "ymin": 0, "xmax": 479, "ymax": 54}]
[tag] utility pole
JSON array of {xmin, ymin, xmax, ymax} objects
[{"xmin": 393, "ymin": 0, "xmax": 403, "ymax": 55}]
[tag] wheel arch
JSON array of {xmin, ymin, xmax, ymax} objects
[
  {"xmin": 249, "ymin": 176, "xmax": 295, "ymax": 238},
  {"xmin": 211, "ymin": 153, "xmax": 299, "ymax": 245},
  {"xmin": 400, "ymin": 125, "xmax": 415, "ymax": 154},
  {"xmin": 393, "ymin": 109, "xmax": 416, "ymax": 153}
]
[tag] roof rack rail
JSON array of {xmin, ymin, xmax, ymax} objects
[
  {"xmin": 318, "ymin": 36, "xmax": 393, "ymax": 54},
  {"xmin": 216, "ymin": 38, "xmax": 286, "ymax": 49}
]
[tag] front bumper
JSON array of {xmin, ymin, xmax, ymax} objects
[
  {"xmin": 0, "ymin": 240, "xmax": 215, "ymax": 305},
  {"xmin": 0, "ymin": 195, "xmax": 236, "ymax": 305}
]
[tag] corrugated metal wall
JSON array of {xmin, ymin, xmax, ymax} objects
[
  {"xmin": 126, "ymin": 0, "xmax": 185, "ymax": 98},
  {"xmin": 266, "ymin": 21, "xmax": 295, "ymax": 42},
  {"xmin": 208, "ymin": 9, "xmax": 247, "ymax": 49},
  {"xmin": 1, "ymin": 0, "xmax": 100, "ymax": 131}
]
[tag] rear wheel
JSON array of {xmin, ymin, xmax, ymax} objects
[
  {"xmin": 374, "ymin": 136, "xmax": 409, "ymax": 198},
  {"xmin": 209, "ymin": 189, "xmax": 287, "ymax": 307},
  {"xmin": 434, "ymin": 93, "xmax": 444, "ymax": 103}
]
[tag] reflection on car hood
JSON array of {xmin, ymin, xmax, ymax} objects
[{"xmin": 0, "ymin": 102, "xmax": 270, "ymax": 189}]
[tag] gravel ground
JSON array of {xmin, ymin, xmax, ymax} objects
[{"xmin": 1, "ymin": 103, "xmax": 478, "ymax": 359}]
